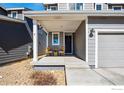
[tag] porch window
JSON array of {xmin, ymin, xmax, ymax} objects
[{"xmin": 52, "ymin": 33, "xmax": 60, "ymax": 45}]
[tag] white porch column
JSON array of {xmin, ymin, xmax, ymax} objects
[{"xmin": 33, "ymin": 20, "xmax": 38, "ymax": 62}]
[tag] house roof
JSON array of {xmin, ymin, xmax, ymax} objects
[
  {"xmin": 0, "ymin": 6, "xmax": 7, "ymax": 12},
  {"xmin": 0, "ymin": 14, "xmax": 25, "ymax": 23},
  {"xmin": 6, "ymin": 7, "xmax": 32, "ymax": 11}
]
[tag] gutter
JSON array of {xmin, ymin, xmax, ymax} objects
[
  {"xmin": 0, "ymin": 15, "xmax": 25, "ymax": 23},
  {"xmin": 23, "ymin": 10, "xmax": 124, "ymax": 17}
]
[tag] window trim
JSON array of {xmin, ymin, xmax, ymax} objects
[
  {"xmin": 52, "ymin": 32, "xmax": 60, "ymax": 45},
  {"xmin": 11, "ymin": 11, "xmax": 18, "ymax": 19},
  {"xmin": 50, "ymin": 6, "xmax": 57, "ymax": 11},
  {"xmin": 112, "ymin": 5, "xmax": 123, "ymax": 11},
  {"xmin": 95, "ymin": 3, "xmax": 103, "ymax": 11},
  {"xmin": 75, "ymin": 3, "xmax": 83, "ymax": 11}
]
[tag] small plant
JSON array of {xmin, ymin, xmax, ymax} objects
[{"xmin": 31, "ymin": 71, "xmax": 57, "ymax": 85}]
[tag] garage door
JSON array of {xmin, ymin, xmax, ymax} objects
[{"xmin": 98, "ymin": 33, "xmax": 124, "ymax": 67}]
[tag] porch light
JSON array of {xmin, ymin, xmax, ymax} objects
[{"xmin": 89, "ymin": 28, "xmax": 95, "ymax": 38}]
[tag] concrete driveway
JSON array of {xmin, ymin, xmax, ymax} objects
[
  {"xmin": 35, "ymin": 56, "xmax": 124, "ymax": 85},
  {"xmin": 94, "ymin": 68, "xmax": 124, "ymax": 85},
  {"xmin": 66, "ymin": 67, "xmax": 124, "ymax": 85}
]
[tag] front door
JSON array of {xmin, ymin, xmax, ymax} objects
[{"xmin": 65, "ymin": 35, "xmax": 72, "ymax": 54}]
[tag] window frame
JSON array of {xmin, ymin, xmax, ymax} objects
[
  {"xmin": 112, "ymin": 6, "xmax": 123, "ymax": 11},
  {"xmin": 95, "ymin": 3, "xmax": 103, "ymax": 11},
  {"xmin": 76, "ymin": 3, "xmax": 83, "ymax": 11},
  {"xmin": 50, "ymin": 6, "xmax": 57, "ymax": 11},
  {"xmin": 11, "ymin": 11, "xmax": 18, "ymax": 19},
  {"xmin": 52, "ymin": 32, "xmax": 60, "ymax": 45}
]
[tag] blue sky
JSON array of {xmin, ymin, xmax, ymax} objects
[{"xmin": 0, "ymin": 3, "xmax": 45, "ymax": 10}]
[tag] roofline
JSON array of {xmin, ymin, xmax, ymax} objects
[
  {"xmin": 0, "ymin": 14, "xmax": 25, "ymax": 23},
  {"xmin": 0, "ymin": 6, "xmax": 6, "ymax": 11},
  {"xmin": 23, "ymin": 10, "xmax": 124, "ymax": 17},
  {"xmin": 6, "ymin": 7, "xmax": 31, "ymax": 11}
]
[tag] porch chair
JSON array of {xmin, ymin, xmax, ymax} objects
[
  {"xmin": 59, "ymin": 46, "xmax": 65, "ymax": 56},
  {"xmin": 46, "ymin": 47, "xmax": 53, "ymax": 56}
]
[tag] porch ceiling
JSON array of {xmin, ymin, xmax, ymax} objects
[
  {"xmin": 24, "ymin": 11, "xmax": 86, "ymax": 32},
  {"xmin": 38, "ymin": 20, "xmax": 82, "ymax": 32}
]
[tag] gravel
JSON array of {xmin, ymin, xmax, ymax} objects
[{"xmin": 0, "ymin": 58, "xmax": 65, "ymax": 85}]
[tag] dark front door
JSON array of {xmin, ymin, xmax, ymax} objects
[{"xmin": 65, "ymin": 35, "xmax": 72, "ymax": 53}]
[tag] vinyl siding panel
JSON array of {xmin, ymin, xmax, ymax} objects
[
  {"xmin": 0, "ymin": 8, "xmax": 7, "ymax": 16},
  {"xmin": 0, "ymin": 19, "xmax": 33, "ymax": 64},
  {"xmin": 84, "ymin": 3, "xmax": 94, "ymax": 10},
  {"xmin": 88, "ymin": 16, "xmax": 124, "ymax": 66},
  {"xmin": 102, "ymin": 3, "xmax": 108, "ymax": 10},
  {"xmin": 48, "ymin": 32, "xmax": 63, "ymax": 50},
  {"xmin": 38, "ymin": 29, "xmax": 47, "ymax": 55},
  {"xmin": 58, "ymin": 3, "xmax": 68, "ymax": 10},
  {"xmin": 74, "ymin": 21, "xmax": 86, "ymax": 60}
]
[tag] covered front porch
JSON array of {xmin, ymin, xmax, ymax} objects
[{"xmin": 24, "ymin": 11, "xmax": 88, "ymax": 63}]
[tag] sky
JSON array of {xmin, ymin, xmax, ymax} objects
[{"xmin": 0, "ymin": 3, "xmax": 45, "ymax": 10}]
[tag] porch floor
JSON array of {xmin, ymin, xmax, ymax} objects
[{"xmin": 33, "ymin": 56, "xmax": 89, "ymax": 69}]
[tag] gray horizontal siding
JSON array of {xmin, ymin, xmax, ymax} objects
[
  {"xmin": 0, "ymin": 19, "xmax": 32, "ymax": 64},
  {"xmin": 0, "ymin": 43, "xmax": 32, "ymax": 64},
  {"xmin": 74, "ymin": 21, "xmax": 86, "ymax": 60},
  {"xmin": 58, "ymin": 3, "xmax": 67, "ymax": 10},
  {"xmin": 0, "ymin": 8, "xmax": 7, "ymax": 16},
  {"xmin": 88, "ymin": 29, "xmax": 95, "ymax": 65},
  {"xmin": 84, "ymin": 3, "xmax": 94, "ymax": 10},
  {"xmin": 88, "ymin": 16, "xmax": 124, "ymax": 66},
  {"xmin": 38, "ymin": 29, "xmax": 47, "ymax": 55},
  {"xmin": 48, "ymin": 32, "xmax": 63, "ymax": 50}
]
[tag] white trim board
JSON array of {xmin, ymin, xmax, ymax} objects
[
  {"xmin": 95, "ymin": 28, "xmax": 124, "ymax": 68},
  {"xmin": 85, "ymin": 17, "xmax": 88, "ymax": 63}
]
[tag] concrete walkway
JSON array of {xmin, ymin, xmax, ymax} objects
[
  {"xmin": 34, "ymin": 56, "xmax": 89, "ymax": 68},
  {"xmin": 34, "ymin": 56, "xmax": 123, "ymax": 85}
]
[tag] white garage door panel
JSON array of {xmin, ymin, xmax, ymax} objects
[{"xmin": 98, "ymin": 33, "xmax": 124, "ymax": 67}]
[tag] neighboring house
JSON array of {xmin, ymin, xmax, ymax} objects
[
  {"xmin": 24, "ymin": 3, "xmax": 124, "ymax": 68},
  {"xmin": 0, "ymin": 7, "xmax": 46, "ymax": 64}
]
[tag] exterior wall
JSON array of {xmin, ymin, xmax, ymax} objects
[
  {"xmin": 48, "ymin": 32, "xmax": 63, "ymax": 50},
  {"xmin": 108, "ymin": 4, "xmax": 124, "ymax": 10},
  {"xmin": 88, "ymin": 16, "xmax": 124, "ymax": 66},
  {"xmin": 84, "ymin": 3, "xmax": 94, "ymax": 10},
  {"xmin": 102, "ymin": 3, "xmax": 108, "ymax": 10},
  {"xmin": 7, "ymin": 10, "xmax": 24, "ymax": 20},
  {"xmin": 74, "ymin": 21, "xmax": 86, "ymax": 60},
  {"xmin": 38, "ymin": 29, "xmax": 47, "ymax": 55},
  {"xmin": 58, "ymin": 3, "xmax": 68, "ymax": 10},
  {"xmin": 44, "ymin": 3, "xmax": 113, "ymax": 11},
  {"xmin": 45, "ymin": 4, "xmax": 58, "ymax": 11},
  {"xmin": 0, "ymin": 7, "xmax": 7, "ymax": 16},
  {"xmin": 25, "ymin": 17, "xmax": 33, "ymax": 32},
  {"xmin": 0, "ymin": 19, "xmax": 32, "ymax": 64}
]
